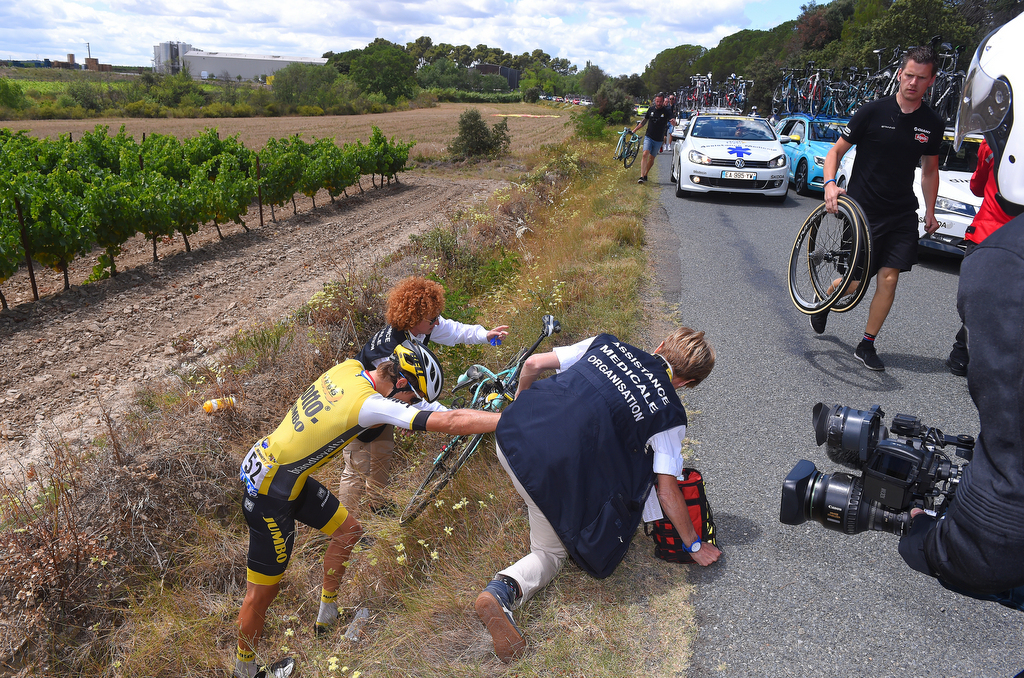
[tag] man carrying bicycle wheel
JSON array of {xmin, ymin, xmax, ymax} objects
[
  {"xmin": 233, "ymin": 341, "xmax": 499, "ymax": 678},
  {"xmin": 815, "ymin": 45, "xmax": 944, "ymax": 372},
  {"xmin": 473, "ymin": 328, "xmax": 721, "ymax": 662},
  {"xmin": 631, "ymin": 92, "xmax": 674, "ymax": 184}
]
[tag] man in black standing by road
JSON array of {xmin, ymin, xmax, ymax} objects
[
  {"xmin": 814, "ymin": 46, "xmax": 944, "ymax": 371},
  {"xmin": 631, "ymin": 92, "xmax": 674, "ymax": 184}
]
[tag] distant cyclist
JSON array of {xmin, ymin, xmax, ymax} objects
[{"xmin": 233, "ymin": 341, "xmax": 499, "ymax": 678}]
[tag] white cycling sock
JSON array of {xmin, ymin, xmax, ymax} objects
[{"xmin": 316, "ymin": 588, "xmax": 340, "ymax": 626}]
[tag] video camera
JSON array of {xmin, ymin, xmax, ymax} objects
[{"xmin": 779, "ymin": 403, "xmax": 975, "ymax": 536}]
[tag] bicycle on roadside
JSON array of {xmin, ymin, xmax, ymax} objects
[
  {"xmin": 399, "ymin": 314, "xmax": 562, "ymax": 525},
  {"xmin": 614, "ymin": 127, "xmax": 641, "ymax": 169}
]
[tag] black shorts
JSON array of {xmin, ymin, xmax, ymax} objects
[
  {"xmin": 242, "ymin": 477, "xmax": 348, "ymax": 585},
  {"xmin": 866, "ymin": 210, "xmax": 919, "ymax": 276}
]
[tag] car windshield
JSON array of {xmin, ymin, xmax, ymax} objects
[
  {"xmin": 937, "ymin": 137, "xmax": 980, "ymax": 172},
  {"xmin": 691, "ymin": 118, "xmax": 775, "ymax": 141},
  {"xmin": 809, "ymin": 122, "xmax": 843, "ymax": 143}
]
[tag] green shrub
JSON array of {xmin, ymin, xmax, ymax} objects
[
  {"xmin": 570, "ymin": 109, "xmax": 607, "ymax": 140},
  {"xmin": 447, "ymin": 108, "xmax": 513, "ymax": 159},
  {"xmin": 0, "ymin": 78, "xmax": 27, "ymax": 109},
  {"xmin": 296, "ymin": 105, "xmax": 324, "ymax": 116},
  {"xmin": 201, "ymin": 101, "xmax": 235, "ymax": 118},
  {"xmin": 123, "ymin": 99, "xmax": 163, "ymax": 118}
]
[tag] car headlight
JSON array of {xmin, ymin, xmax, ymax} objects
[
  {"xmin": 767, "ymin": 154, "xmax": 786, "ymax": 168},
  {"xmin": 813, "ymin": 156, "xmax": 825, "ymax": 167},
  {"xmin": 935, "ymin": 196, "xmax": 976, "ymax": 216},
  {"xmin": 688, "ymin": 150, "xmax": 712, "ymax": 165}
]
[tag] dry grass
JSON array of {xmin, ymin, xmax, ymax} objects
[
  {"xmin": 0, "ymin": 126, "xmax": 702, "ymax": 677},
  {"xmin": 9, "ymin": 102, "xmax": 572, "ymax": 158}
]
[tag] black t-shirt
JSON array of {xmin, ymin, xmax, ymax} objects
[
  {"xmin": 843, "ymin": 95, "xmax": 943, "ymax": 219},
  {"xmin": 643, "ymin": 105, "xmax": 674, "ymax": 141}
]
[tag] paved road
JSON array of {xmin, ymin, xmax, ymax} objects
[{"xmin": 647, "ymin": 155, "xmax": 1024, "ymax": 678}]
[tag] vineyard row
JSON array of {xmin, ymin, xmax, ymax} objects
[{"xmin": 0, "ymin": 125, "xmax": 415, "ymax": 309}]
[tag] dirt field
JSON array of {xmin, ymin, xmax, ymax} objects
[
  {"xmin": 0, "ymin": 105, "xmax": 574, "ymax": 479},
  {"xmin": 9, "ymin": 102, "xmax": 571, "ymax": 156}
]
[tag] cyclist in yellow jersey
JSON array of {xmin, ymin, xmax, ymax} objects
[{"xmin": 234, "ymin": 341, "xmax": 500, "ymax": 678}]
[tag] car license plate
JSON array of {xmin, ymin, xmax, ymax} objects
[{"xmin": 722, "ymin": 170, "xmax": 756, "ymax": 180}]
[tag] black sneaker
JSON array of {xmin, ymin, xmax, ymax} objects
[
  {"xmin": 809, "ymin": 308, "xmax": 829, "ymax": 335},
  {"xmin": 946, "ymin": 356, "xmax": 968, "ymax": 377},
  {"xmin": 475, "ymin": 578, "xmax": 526, "ymax": 663},
  {"xmin": 637, "ymin": 176, "xmax": 647, "ymax": 184},
  {"xmin": 855, "ymin": 341, "xmax": 884, "ymax": 371}
]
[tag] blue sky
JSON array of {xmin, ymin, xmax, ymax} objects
[{"xmin": 0, "ymin": 0, "xmax": 809, "ymax": 76}]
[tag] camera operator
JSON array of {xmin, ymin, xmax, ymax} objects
[{"xmin": 898, "ymin": 15, "xmax": 1024, "ymax": 609}]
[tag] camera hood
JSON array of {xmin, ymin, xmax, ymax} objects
[{"xmin": 813, "ymin": 403, "xmax": 884, "ymax": 469}]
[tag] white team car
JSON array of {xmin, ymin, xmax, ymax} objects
[
  {"xmin": 835, "ymin": 131, "xmax": 985, "ymax": 257},
  {"xmin": 669, "ymin": 114, "xmax": 789, "ymax": 201}
]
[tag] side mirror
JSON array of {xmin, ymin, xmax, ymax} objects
[{"xmin": 790, "ymin": 134, "xmax": 802, "ymax": 143}]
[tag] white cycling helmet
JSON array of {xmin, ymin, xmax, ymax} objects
[
  {"xmin": 389, "ymin": 339, "xmax": 444, "ymax": 402},
  {"xmin": 955, "ymin": 13, "xmax": 1024, "ymax": 211}
]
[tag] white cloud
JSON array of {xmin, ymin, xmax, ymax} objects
[{"xmin": 1, "ymin": 0, "xmax": 806, "ymax": 74}]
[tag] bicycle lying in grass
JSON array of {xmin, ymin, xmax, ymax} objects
[
  {"xmin": 399, "ymin": 314, "xmax": 561, "ymax": 525},
  {"xmin": 614, "ymin": 127, "xmax": 641, "ymax": 169}
]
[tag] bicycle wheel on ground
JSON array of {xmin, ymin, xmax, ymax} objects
[
  {"xmin": 788, "ymin": 194, "xmax": 870, "ymax": 314},
  {"xmin": 399, "ymin": 433, "xmax": 486, "ymax": 525},
  {"xmin": 624, "ymin": 137, "xmax": 640, "ymax": 169}
]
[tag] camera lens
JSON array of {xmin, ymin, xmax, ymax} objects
[{"xmin": 781, "ymin": 460, "xmax": 911, "ymax": 535}]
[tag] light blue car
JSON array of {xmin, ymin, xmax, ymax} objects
[{"xmin": 775, "ymin": 115, "xmax": 848, "ymax": 196}]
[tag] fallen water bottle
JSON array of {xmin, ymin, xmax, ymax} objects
[
  {"xmin": 344, "ymin": 607, "xmax": 371, "ymax": 641},
  {"xmin": 203, "ymin": 396, "xmax": 237, "ymax": 414}
]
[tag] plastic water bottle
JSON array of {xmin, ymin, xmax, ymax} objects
[
  {"xmin": 344, "ymin": 607, "xmax": 370, "ymax": 641},
  {"xmin": 202, "ymin": 396, "xmax": 236, "ymax": 414}
]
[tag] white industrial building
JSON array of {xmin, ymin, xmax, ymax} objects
[
  {"xmin": 153, "ymin": 41, "xmax": 193, "ymax": 74},
  {"xmin": 182, "ymin": 49, "xmax": 328, "ymax": 81}
]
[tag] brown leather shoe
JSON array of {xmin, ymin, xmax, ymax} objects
[{"xmin": 475, "ymin": 586, "xmax": 526, "ymax": 662}]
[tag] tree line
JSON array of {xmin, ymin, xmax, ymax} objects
[{"xmin": 642, "ymin": 0, "xmax": 1021, "ymax": 116}]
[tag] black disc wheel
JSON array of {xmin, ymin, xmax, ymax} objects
[{"xmin": 789, "ymin": 194, "xmax": 870, "ymax": 314}]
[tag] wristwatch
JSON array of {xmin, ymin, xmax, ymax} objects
[{"xmin": 686, "ymin": 538, "xmax": 702, "ymax": 553}]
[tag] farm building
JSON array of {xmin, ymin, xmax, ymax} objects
[{"xmin": 182, "ymin": 50, "xmax": 328, "ymax": 81}]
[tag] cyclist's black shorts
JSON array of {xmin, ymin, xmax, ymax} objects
[
  {"xmin": 242, "ymin": 477, "xmax": 348, "ymax": 585},
  {"xmin": 866, "ymin": 209, "xmax": 919, "ymax": 275}
]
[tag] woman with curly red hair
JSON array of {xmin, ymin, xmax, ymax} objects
[{"xmin": 338, "ymin": 276, "xmax": 509, "ymax": 516}]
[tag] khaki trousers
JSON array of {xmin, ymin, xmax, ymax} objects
[
  {"xmin": 337, "ymin": 425, "xmax": 396, "ymax": 515},
  {"xmin": 495, "ymin": 445, "xmax": 567, "ymax": 607}
]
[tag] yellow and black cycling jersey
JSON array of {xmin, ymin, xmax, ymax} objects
[{"xmin": 240, "ymin": 359, "xmax": 430, "ymax": 501}]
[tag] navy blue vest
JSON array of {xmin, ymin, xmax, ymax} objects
[{"xmin": 496, "ymin": 334, "xmax": 687, "ymax": 578}]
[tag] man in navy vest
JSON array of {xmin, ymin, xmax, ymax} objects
[{"xmin": 475, "ymin": 327, "xmax": 722, "ymax": 662}]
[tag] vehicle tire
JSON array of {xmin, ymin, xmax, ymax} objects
[
  {"xmin": 676, "ymin": 168, "xmax": 690, "ymax": 199},
  {"xmin": 624, "ymin": 138, "xmax": 640, "ymax": 169},
  {"xmin": 788, "ymin": 195, "xmax": 870, "ymax": 314},
  {"xmin": 400, "ymin": 433, "xmax": 486, "ymax": 525},
  {"xmin": 795, "ymin": 160, "xmax": 811, "ymax": 197},
  {"xmin": 836, "ymin": 175, "xmax": 846, "ymax": 189}
]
